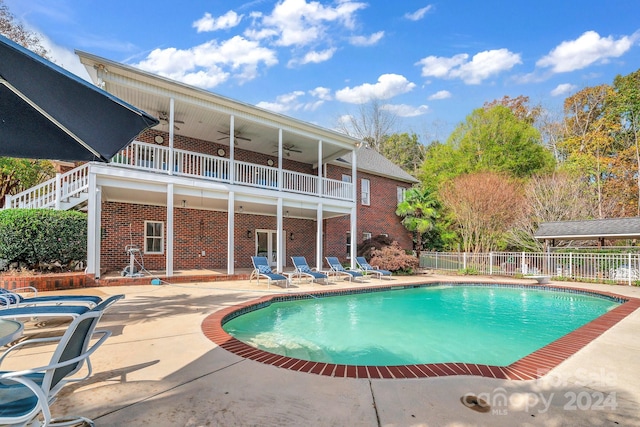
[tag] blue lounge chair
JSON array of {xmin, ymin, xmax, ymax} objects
[
  {"xmin": 325, "ymin": 257, "xmax": 364, "ymax": 282},
  {"xmin": 250, "ymin": 256, "xmax": 288, "ymax": 288},
  {"xmin": 0, "ymin": 287, "xmax": 102, "ymax": 308},
  {"xmin": 0, "ymin": 294, "xmax": 123, "ymax": 427},
  {"xmin": 291, "ymin": 256, "xmax": 328, "ymax": 284},
  {"xmin": 356, "ymin": 256, "xmax": 392, "ymax": 279}
]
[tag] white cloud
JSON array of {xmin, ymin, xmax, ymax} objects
[
  {"xmin": 382, "ymin": 103, "xmax": 430, "ymax": 117},
  {"xmin": 135, "ymin": 36, "xmax": 277, "ymax": 88},
  {"xmin": 288, "ymin": 47, "xmax": 337, "ymax": 67},
  {"xmin": 335, "ymin": 74, "xmax": 416, "ymax": 104},
  {"xmin": 428, "ymin": 90, "xmax": 452, "ymax": 100},
  {"xmin": 193, "ymin": 11, "xmax": 243, "ymax": 32},
  {"xmin": 249, "ymin": 0, "xmax": 367, "ymax": 47},
  {"xmin": 416, "ymin": 48, "xmax": 521, "ymax": 84},
  {"xmin": 405, "ymin": 5, "xmax": 433, "ymax": 21},
  {"xmin": 537, "ymin": 30, "xmax": 638, "ymax": 73},
  {"xmin": 551, "ymin": 83, "xmax": 577, "ymax": 97},
  {"xmin": 349, "ymin": 31, "xmax": 384, "ymax": 46},
  {"xmin": 257, "ymin": 88, "xmax": 331, "ymax": 113}
]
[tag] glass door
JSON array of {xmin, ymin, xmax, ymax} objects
[{"xmin": 256, "ymin": 230, "xmax": 285, "ymax": 267}]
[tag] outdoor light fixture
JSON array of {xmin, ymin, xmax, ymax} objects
[
  {"xmin": 247, "ymin": 230, "xmax": 252, "ymax": 239},
  {"xmin": 289, "ymin": 232, "xmax": 294, "ymax": 241},
  {"xmin": 181, "ymin": 200, "xmax": 187, "ymax": 208}
]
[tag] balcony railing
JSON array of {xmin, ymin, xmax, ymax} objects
[{"xmin": 111, "ymin": 140, "xmax": 353, "ymax": 201}]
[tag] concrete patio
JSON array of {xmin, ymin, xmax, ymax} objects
[{"xmin": 3, "ymin": 274, "xmax": 640, "ymax": 426}]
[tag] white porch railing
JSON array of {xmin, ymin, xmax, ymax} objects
[
  {"xmin": 419, "ymin": 251, "xmax": 640, "ymax": 285},
  {"xmin": 111, "ymin": 140, "xmax": 353, "ymax": 200},
  {"xmin": 5, "ymin": 164, "xmax": 90, "ymax": 209},
  {"xmin": 5, "ymin": 141, "xmax": 355, "ymax": 210}
]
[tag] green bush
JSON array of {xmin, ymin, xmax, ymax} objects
[{"xmin": 0, "ymin": 209, "xmax": 87, "ymax": 270}]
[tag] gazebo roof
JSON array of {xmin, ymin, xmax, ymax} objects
[{"xmin": 534, "ymin": 217, "xmax": 640, "ymax": 241}]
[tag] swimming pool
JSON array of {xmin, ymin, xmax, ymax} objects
[{"xmin": 222, "ymin": 284, "xmax": 620, "ymax": 367}]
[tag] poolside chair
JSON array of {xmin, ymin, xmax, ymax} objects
[
  {"xmin": 250, "ymin": 256, "xmax": 288, "ymax": 288},
  {"xmin": 291, "ymin": 256, "xmax": 329, "ymax": 284},
  {"xmin": 0, "ymin": 303, "xmax": 92, "ymax": 321},
  {"xmin": 325, "ymin": 257, "xmax": 364, "ymax": 282},
  {"xmin": 0, "ymin": 294, "xmax": 124, "ymax": 427},
  {"xmin": 356, "ymin": 256, "xmax": 392, "ymax": 279},
  {"xmin": 0, "ymin": 287, "xmax": 102, "ymax": 309}
]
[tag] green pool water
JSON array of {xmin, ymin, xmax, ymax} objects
[{"xmin": 223, "ymin": 285, "xmax": 619, "ymax": 366}]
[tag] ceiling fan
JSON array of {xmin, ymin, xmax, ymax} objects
[
  {"xmin": 217, "ymin": 130, "xmax": 251, "ymax": 145},
  {"xmin": 273, "ymin": 143, "xmax": 302, "ymax": 157},
  {"xmin": 157, "ymin": 111, "xmax": 184, "ymax": 130}
]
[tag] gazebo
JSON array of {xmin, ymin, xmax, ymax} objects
[{"xmin": 534, "ymin": 217, "xmax": 640, "ymax": 250}]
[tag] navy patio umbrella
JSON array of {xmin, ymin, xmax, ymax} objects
[{"xmin": 0, "ymin": 34, "xmax": 158, "ymax": 162}]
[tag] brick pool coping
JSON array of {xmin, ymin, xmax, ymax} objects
[{"xmin": 201, "ymin": 282, "xmax": 640, "ymax": 380}]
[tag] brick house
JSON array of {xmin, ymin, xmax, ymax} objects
[{"xmin": 5, "ymin": 51, "xmax": 417, "ymax": 279}]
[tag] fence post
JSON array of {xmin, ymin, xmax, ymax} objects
[
  {"xmin": 521, "ymin": 251, "xmax": 526, "ymax": 274},
  {"xmin": 435, "ymin": 252, "xmax": 438, "ymax": 270},
  {"xmin": 54, "ymin": 173, "xmax": 62, "ymax": 210},
  {"xmin": 4, "ymin": 194, "xmax": 11, "ymax": 209},
  {"xmin": 569, "ymin": 252, "xmax": 573, "ymax": 279},
  {"xmin": 463, "ymin": 252, "xmax": 467, "ymax": 270},
  {"xmin": 629, "ymin": 252, "xmax": 632, "ymax": 286},
  {"xmin": 489, "ymin": 252, "xmax": 493, "ymax": 275}
]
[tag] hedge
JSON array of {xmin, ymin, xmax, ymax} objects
[{"xmin": 0, "ymin": 209, "xmax": 87, "ymax": 270}]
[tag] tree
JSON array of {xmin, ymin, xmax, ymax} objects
[
  {"xmin": 336, "ymin": 99, "xmax": 397, "ymax": 150},
  {"xmin": 0, "ymin": 0, "xmax": 48, "ymax": 58},
  {"xmin": 379, "ymin": 132, "xmax": 425, "ymax": 177},
  {"xmin": 395, "ymin": 187, "xmax": 437, "ymax": 257},
  {"xmin": 610, "ymin": 69, "xmax": 640, "ymax": 215},
  {"xmin": 0, "ymin": 0, "xmax": 56, "ymax": 206},
  {"xmin": 505, "ymin": 172, "xmax": 602, "ymax": 251},
  {"xmin": 440, "ymin": 172, "xmax": 525, "ymax": 253},
  {"xmin": 484, "ymin": 95, "xmax": 542, "ymax": 125},
  {"xmin": 421, "ymin": 105, "xmax": 555, "ymax": 189}
]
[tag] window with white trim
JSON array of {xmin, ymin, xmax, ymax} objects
[
  {"xmin": 145, "ymin": 221, "xmax": 164, "ymax": 254},
  {"xmin": 363, "ymin": 232, "xmax": 372, "ymax": 241},
  {"xmin": 342, "ymin": 174, "xmax": 352, "ymax": 183},
  {"xmin": 397, "ymin": 186, "xmax": 407, "ymax": 203},
  {"xmin": 361, "ymin": 178, "xmax": 370, "ymax": 205},
  {"xmin": 346, "ymin": 232, "xmax": 351, "ymax": 259}
]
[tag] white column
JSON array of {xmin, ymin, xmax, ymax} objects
[
  {"xmin": 350, "ymin": 147, "xmax": 358, "ymax": 269},
  {"xmin": 227, "ymin": 191, "xmax": 235, "ymax": 275},
  {"xmin": 229, "ymin": 115, "xmax": 235, "ymax": 184},
  {"xmin": 278, "ymin": 129, "xmax": 283, "ymax": 190},
  {"xmin": 166, "ymin": 183, "xmax": 174, "ymax": 277},
  {"xmin": 86, "ymin": 172, "xmax": 100, "ymax": 277},
  {"xmin": 168, "ymin": 98, "xmax": 175, "ymax": 176},
  {"xmin": 276, "ymin": 198, "xmax": 283, "ymax": 273},
  {"xmin": 316, "ymin": 203, "xmax": 323, "ymax": 270},
  {"xmin": 317, "ymin": 140, "xmax": 323, "ymax": 196}
]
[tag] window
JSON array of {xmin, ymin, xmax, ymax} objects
[
  {"xmin": 342, "ymin": 174, "xmax": 352, "ymax": 183},
  {"xmin": 397, "ymin": 187, "xmax": 407, "ymax": 203},
  {"xmin": 145, "ymin": 221, "xmax": 164, "ymax": 254},
  {"xmin": 361, "ymin": 179, "xmax": 370, "ymax": 205},
  {"xmin": 363, "ymin": 232, "xmax": 372, "ymax": 241},
  {"xmin": 346, "ymin": 232, "xmax": 351, "ymax": 259}
]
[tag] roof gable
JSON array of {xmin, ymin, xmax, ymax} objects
[
  {"xmin": 535, "ymin": 217, "xmax": 640, "ymax": 240},
  {"xmin": 336, "ymin": 146, "xmax": 419, "ymax": 184}
]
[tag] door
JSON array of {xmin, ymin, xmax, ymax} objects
[{"xmin": 256, "ymin": 230, "xmax": 285, "ymax": 267}]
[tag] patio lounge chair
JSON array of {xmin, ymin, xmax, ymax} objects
[
  {"xmin": 0, "ymin": 287, "xmax": 102, "ymax": 308},
  {"xmin": 0, "ymin": 303, "xmax": 92, "ymax": 321},
  {"xmin": 0, "ymin": 294, "xmax": 124, "ymax": 427},
  {"xmin": 325, "ymin": 257, "xmax": 364, "ymax": 282},
  {"xmin": 356, "ymin": 256, "xmax": 392, "ymax": 279},
  {"xmin": 291, "ymin": 256, "xmax": 329, "ymax": 284},
  {"xmin": 250, "ymin": 256, "xmax": 288, "ymax": 288}
]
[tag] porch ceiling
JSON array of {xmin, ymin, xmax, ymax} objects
[{"xmin": 77, "ymin": 51, "xmax": 358, "ymax": 166}]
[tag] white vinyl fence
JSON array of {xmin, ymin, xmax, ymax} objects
[{"xmin": 419, "ymin": 251, "xmax": 640, "ymax": 286}]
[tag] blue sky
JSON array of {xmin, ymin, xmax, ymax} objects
[{"xmin": 5, "ymin": 0, "xmax": 640, "ymax": 143}]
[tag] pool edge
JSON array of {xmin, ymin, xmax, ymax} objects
[{"xmin": 201, "ymin": 282, "xmax": 640, "ymax": 380}]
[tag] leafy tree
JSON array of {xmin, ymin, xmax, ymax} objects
[
  {"xmin": 610, "ymin": 69, "xmax": 640, "ymax": 215},
  {"xmin": 395, "ymin": 187, "xmax": 438, "ymax": 257},
  {"xmin": 421, "ymin": 105, "xmax": 555, "ymax": 188},
  {"xmin": 484, "ymin": 95, "xmax": 542, "ymax": 125},
  {"xmin": 379, "ymin": 132, "xmax": 425, "ymax": 176}
]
